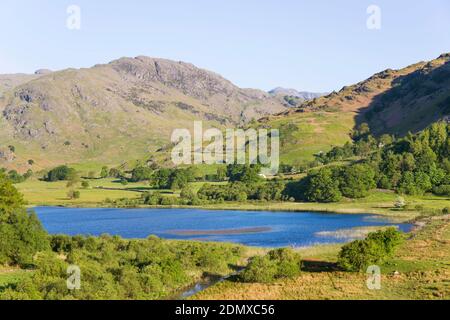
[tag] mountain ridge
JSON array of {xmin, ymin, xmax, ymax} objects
[
  {"xmin": 269, "ymin": 87, "xmax": 327, "ymax": 100},
  {"xmin": 258, "ymin": 53, "xmax": 450, "ymax": 165},
  {"xmin": 1, "ymin": 54, "xmax": 449, "ymax": 170},
  {"xmin": 0, "ymin": 56, "xmax": 286, "ymax": 170}
]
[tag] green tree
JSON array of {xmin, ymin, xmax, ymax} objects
[
  {"xmin": 108, "ymin": 168, "xmax": 123, "ymax": 178},
  {"xmin": 67, "ymin": 190, "xmax": 81, "ymax": 199},
  {"xmin": 338, "ymin": 164, "xmax": 376, "ymax": 199},
  {"xmin": 226, "ymin": 164, "xmax": 262, "ymax": 184},
  {"xmin": 180, "ymin": 187, "xmax": 195, "ymax": 201},
  {"xmin": 304, "ymin": 168, "xmax": 342, "ymax": 203},
  {"xmin": 44, "ymin": 166, "xmax": 77, "ymax": 182},
  {"xmin": 0, "ymin": 173, "xmax": 49, "ymax": 266},
  {"xmin": 216, "ymin": 166, "xmax": 227, "ymax": 181},
  {"xmin": 130, "ymin": 166, "xmax": 153, "ymax": 182},
  {"xmin": 100, "ymin": 166, "xmax": 109, "ymax": 179}
]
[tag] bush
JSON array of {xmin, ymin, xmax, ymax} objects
[
  {"xmin": 67, "ymin": 190, "xmax": 81, "ymax": 199},
  {"xmin": 240, "ymin": 256, "xmax": 278, "ymax": 283},
  {"xmin": 433, "ymin": 185, "xmax": 450, "ymax": 196},
  {"xmin": 1, "ymin": 234, "xmax": 245, "ymax": 300},
  {"xmin": 394, "ymin": 196, "xmax": 406, "ymax": 209},
  {"xmin": 241, "ymin": 248, "xmax": 301, "ymax": 283},
  {"xmin": 180, "ymin": 187, "xmax": 195, "ymax": 200},
  {"xmin": 143, "ymin": 192, "xmax": 163, "ymax": 205},
  {"xmin": 338, "ymin": 228, "xmax": 404, "ymax": 272}
]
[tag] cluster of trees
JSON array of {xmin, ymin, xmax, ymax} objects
[
  {"xmin": 338, "ymin": 228, "xmax": 404, "ymax": 271},
  {"xmin": 198, "ymin": 180, "xmax": 286, "ymax": 203},
  {"xmin": 226, "ymin": 164, "xmax": 262, "ymax": 184},
  {"xmin": 0, "ymin": 172, "xmax": 49, "ymax": 267},
  {"xmin": 286, "ymin": 122, "xmax": 450, "ymax": 202},
  {"xmin": 240, "ymin": 248, "xmax": 302, "ymax": 283},
  {"xmin": 0, "ymin": 168, "xmax": 33, "ymax": 184},
  {"xmin": 142, "ymin": 192, "xmax": 188, "ymax": 206},
  {"xmin": 150, "ymin": 167, "xmax": 197, "ymax": 190},
  {"xmin": 372, "ymin": 122, "xmax": 450, "ymax": 196},
  {"xmin": 286, "ymin": 163, "xmax": 376, "ymax": 203},
  {"xmin": 193, "ymin": 164, "xmax": 282, "ymax": 203},
  {"xmin": 1, "ymin": 234, "xmax": 245, "ymax": 300},
  {"xmin": 44, "ymin": 165, "xmax": 77, "ymax": 182}
]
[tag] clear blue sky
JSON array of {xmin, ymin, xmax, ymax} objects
[{"xmin": 1, "ymin": 0, "xmax": 449, "ymax": 92}]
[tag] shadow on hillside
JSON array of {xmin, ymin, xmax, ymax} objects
[{"xmin": 354, "ymin": 58, "xmax": 450, "ymax": 136}]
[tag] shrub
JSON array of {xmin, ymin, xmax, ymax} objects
[
  {"xmin": 160, "ymin": 196, "xmax": 176, "ymax": 206},
  {"xmin": 241, "ymin": 248, "xmax": 301, "ymax": 283},
  {"xmin": 433, "ymin": 185, "xmax": 450, "ymax": 196},
  {"xmin": 268, "ymin": 248, "xmax": 302, "ymax": 278},
  {"xmin": 143, "ymin": 192, "xmax": 163, "ymax": 205},
  {"xmin": 240, "ymin": 256, "xmax": 278, "ymax": 283},
  {"xmin": 338, "ymin": 228, "xmax": 404, "ymax": 272},
  {"xmin": 67, "ymin": 190, "xmax": 81, "ymax": 199},
  {"xmin": 394, "ymin": 196, "xmax": 406, "ymax": 209},
  {"xmin": 180, "ymin": 187, "xmax": 195, "ymax": 200}
]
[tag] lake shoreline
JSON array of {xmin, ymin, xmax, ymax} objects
[
  {"xmin": 33, "ymin": 207, "xmax": 414, "ymax": 247},
  {"xmin": 26, "ymin": 202, "xmax": 422, "ymax": 228},
  {"xmin": 26, "ymin": 202, "xmax": 419, "ymax": 220}
]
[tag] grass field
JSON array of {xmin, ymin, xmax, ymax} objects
[
  {"xmin": 16, "ymin": 178, "xmax": 151, "ymax": 206},
  {"xmin": 193, "ymin": 215, "xmax": 450, "ymax": 300},
  {"xmin": 15, "ymin": 178, "xmax": 227, "ymax": 207}
]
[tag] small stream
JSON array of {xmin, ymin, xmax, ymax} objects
[{"xmin": 173, "ymin": 270, "xmax": 243, "ymax": 300}]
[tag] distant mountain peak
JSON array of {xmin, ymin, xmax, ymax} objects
[
  {"xmin": 34, "ymin": 69, "xmax": 53, "ymax": 75},
  {"xmin": 269, "ymin": 87, "xmax": 327, "ymax": 107},
  {"xmin": 269, "ymin": 87, "xmax": 326, "ymax": 100}
]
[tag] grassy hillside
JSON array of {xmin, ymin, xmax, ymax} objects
[
  {"xmin": 0, "ymin": 56, "xmax": 286, "ymax": 171},
  {"xmin": 259, "ymin": 54, "xmax": 450, "ymax": 165},
  {"xmin": 259, "ymin": 111, "xmax": 355, "ymax": 165}
]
